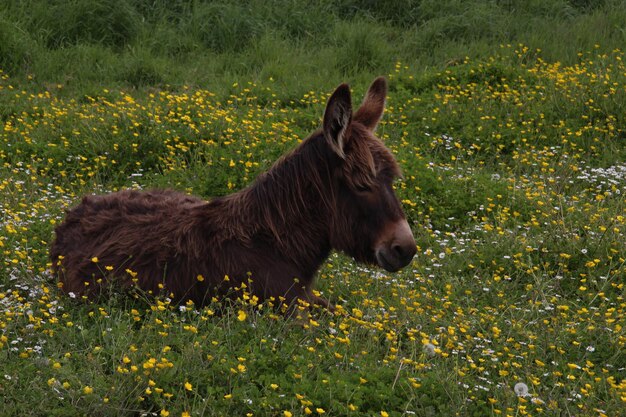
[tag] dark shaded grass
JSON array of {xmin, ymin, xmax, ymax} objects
[{"xmin": 0, "ymin": 0, "xmax": 624, "ymax": 96}]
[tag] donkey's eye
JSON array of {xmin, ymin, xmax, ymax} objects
[{"xmin": 355, "ymin": 183, "xmax": 372, "ymax": 193}]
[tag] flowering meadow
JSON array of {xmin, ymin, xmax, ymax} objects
[{"xmin": 1, "ymin": 46, "xmax": 625, "ymax": 416}]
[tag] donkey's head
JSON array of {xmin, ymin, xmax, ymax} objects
[{"xmin": 324, "ymin": 77, "xmax": 416, "ymax": 272}]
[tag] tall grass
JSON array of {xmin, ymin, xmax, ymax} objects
[{"xmin": 0, "ymin": 0, "xmax": 625, "ymax": 95}]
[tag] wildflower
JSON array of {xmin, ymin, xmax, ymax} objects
[
  {"xmin": 83, "ymin": 386, "xmax": 93, "ymax": 394},
  {"xmin": 184, "ymin": 381, "xmax": 192, "ymax": 391},
  {"xmin": 91, "ymin": 257, "xmax": 99, "ymax": 263},
  {"xmin": 237, "ymin": 310, "xmax": 247, "ymax": 321},
  {"xmin": 424, "ymin": 343, "xmax": 436, "ymax": 357}
]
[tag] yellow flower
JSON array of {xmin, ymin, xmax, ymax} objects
[
  {"xmin": 91, "ymin": 257, "xmax": 99, "ymax": 263},
  {"xmin": 283, "ymin": 412, "xmax": 293, "ymax": 417},
  {"xmin": 184, "ymin": 381, "xmax": 193, "ymax": 391},
  {"xmin": 237, "ymin": 310, "xmax": 247, "ymax": 321},
  {"xmin": 83, "ymin": 386, "xmax": 93, "ymax": 394}
]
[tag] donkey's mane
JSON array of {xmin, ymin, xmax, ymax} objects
[{"xmin": 208, "ymin": 130, "xmax": 337, "ymax": 270}]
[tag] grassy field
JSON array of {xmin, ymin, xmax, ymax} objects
[{"xmin": 1, "ymin": 1, "xmax": 626, "ymax": 416}]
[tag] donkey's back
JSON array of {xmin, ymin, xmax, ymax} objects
[{"xmin": 51, "ymin": 189, "xmax": 210, "ymax": 298}]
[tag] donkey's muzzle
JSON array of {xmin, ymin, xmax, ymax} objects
[{"xmin": 375, "ymin": 220, "xmax": 416, "ymax": 272}]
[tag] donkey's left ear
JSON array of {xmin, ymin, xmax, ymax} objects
[
  {"xmin": 323, "ymin": 83, "xmax": 353, "ymax": 159},
  {"xmin": 354, "ymin": 76, "xmax": 387, "ymax": 131}
]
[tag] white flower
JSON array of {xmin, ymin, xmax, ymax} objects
[{"xmin": 514, "ymin": 382, "xmax": 529, "ymax": 397}]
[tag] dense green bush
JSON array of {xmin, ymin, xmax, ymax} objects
[
  {"xmin": 33, "ymin": 0, "xmax": 140, "ymax": 49},
  {"xmin": 0, "ymin": 12, "xmax": 34, "ymax": 74},
  {"xmin": 333, "ymin": 20, "xmax": 392, "ymax": 73},
  {"xmin": 190, "ymin": 2, "xmax": 261, "ymax": 53}
]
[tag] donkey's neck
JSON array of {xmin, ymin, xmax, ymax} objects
[{"xmin": 231, "ymin": 133, "xmax": 336, "ymax": 272}]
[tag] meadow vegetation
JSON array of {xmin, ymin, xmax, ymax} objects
[{"xmin": 1, "ymin": 1, "xmax": 625, "ymax": 416}]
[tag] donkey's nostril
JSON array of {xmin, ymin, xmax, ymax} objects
[
  {"xmin": 392, "ymin": 244, "xmax": 405, "ymax": 259},
  {"xmin": 393, "ymin": 243, "xmax": 416, "ymax": 264}
]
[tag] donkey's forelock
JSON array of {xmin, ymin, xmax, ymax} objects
[{"xmin": 341, "ymin": 123, "xmax": 402, "ymax": 191}]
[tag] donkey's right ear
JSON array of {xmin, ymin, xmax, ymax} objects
[{"xmin": 323, "ymin": 83, "xmax": 352, "ymax": 159}]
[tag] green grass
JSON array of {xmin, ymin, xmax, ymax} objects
[{"xmin": 1, "ymin": 1, "xmax": 626, "ymax": 416}]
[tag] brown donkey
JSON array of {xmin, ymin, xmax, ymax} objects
[{"xmin": 50, "ymin": 77, "xmax": 416, "ymax": 309}]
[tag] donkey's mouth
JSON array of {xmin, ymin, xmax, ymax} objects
[{"xmin": 375, "ymin": 249, "xmax": 403, "ymax": 272}]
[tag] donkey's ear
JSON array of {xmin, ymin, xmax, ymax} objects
[
  {"xmin": 354, "ymin": 76, "xmax": 387, "ymax": 131},
  {"xmin": 323, "ymin": 83, "xmax": 352, "ymax": 159}
]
